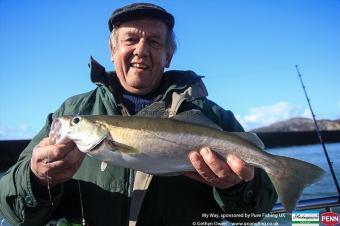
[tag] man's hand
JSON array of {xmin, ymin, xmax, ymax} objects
[
  {"xmin": 30, "ymin": 138, "xmax": 85, "ymax": 187},
  {"xmin": 184, "ymin": 147, "xmax": 254, "ymax": 189}
]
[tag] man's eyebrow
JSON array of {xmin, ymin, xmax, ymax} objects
[
  {"xmin": 148, "ymin": 34, "xmax": 162, "ymax": 40},
  {"xmin": 122, "ymin": 31, "xmax": 163, "ymax": 39},
  {"xmin": 121, "ymin": 31, "xmax": 138, "ymax": 36}
]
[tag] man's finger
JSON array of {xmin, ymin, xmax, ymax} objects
[
  {"xmin": 47, "ymin": 147, "xmax": 84, "ymax": 171},
  {"xmin": 188, "ymin": 151, "xmax": 218, "ymax": 183},
  {"xmin": 200, "ymin": 147, "xmax": 243, "ymax": 187},
  {"xmin": 227, "ymin": 154, "xmax": 254, "ymax": 182},
  {"xmin": 199, "ymin": 147, "xmax": 231, "ymax": 179},
  {"xmin": 44, "ymin": 142, "xmax": 76, "ymax": 162},
  {"xmin": 36, "ymin": 138, "xmax": 50, "ymax": 147},
  {"xmin": 33, "ymin": 142, "xmax": 75, "ymax": 163}
]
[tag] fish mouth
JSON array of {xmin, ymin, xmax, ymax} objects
[{"xmin": 49, "ymin": 118, "xmax": 70, "ymax": 145}]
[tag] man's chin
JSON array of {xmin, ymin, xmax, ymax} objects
[
  {"xmin": 124, "ymin": 74, "xmax": 161, "ymax": 95},
  {"xmin": 124, "ymin": 83, "xmax": 153, "ymax": 95}
]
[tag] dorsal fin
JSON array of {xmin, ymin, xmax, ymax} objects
[
  {"xmin": 172, "ymin": 110, "xmax": 264, "ymax": 149},
  {"xmin": 171, "ymin": 110, "xmax": 222, "ymax": 131},
  {"xmin": 232, "ymin": 132, "xmax": 265, "ymax": 150},
  {"xmin": 136, "ymin": 101, "xmax": 167, "ymax": 118}
]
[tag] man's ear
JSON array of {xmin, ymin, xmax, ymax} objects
[
  {"xmin": 109, "ymin": 39, "xmax": 115, "ymax": 62},
  {"xmin": 165, "ymin": 51, "xmax": 173, "ymax": 68}
]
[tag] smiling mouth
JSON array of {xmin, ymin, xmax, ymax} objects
[{"xmin": 130, "ymin": 63, "xmax": 149, "ymax": 70}]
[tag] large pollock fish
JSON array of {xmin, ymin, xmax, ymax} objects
[{"xmin": 49, "ymin": 103, "xmax": 324, "ymax": 212}]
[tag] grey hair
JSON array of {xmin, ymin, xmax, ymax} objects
[{"xmin": 109, "ymin": 26, "xmax": 177, "ymax": 55}]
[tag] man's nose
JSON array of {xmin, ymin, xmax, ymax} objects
[{"xmin": 133, "ymin": 39, "xmax": 149, "ymax": 57}]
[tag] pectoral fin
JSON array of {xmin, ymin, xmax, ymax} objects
[{"xmin": 106, "ymin": 139, "xmax": 139, "ymax": 154}]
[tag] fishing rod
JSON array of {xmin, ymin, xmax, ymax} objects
[{"xmin": 295, "ymin": 65, "xmax": 340, "ymax": 196}]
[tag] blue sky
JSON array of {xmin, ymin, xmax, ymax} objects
[{"xmin": 0, "ymin": 0, "xmax": 339, "ymax": 139}]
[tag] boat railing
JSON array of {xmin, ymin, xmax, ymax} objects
[{"xmin": 271, "ymin": 195, "xmax": 340, "ymax": 213}]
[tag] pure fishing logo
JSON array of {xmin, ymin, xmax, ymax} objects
[{"xmin": 292, "ymin": 211, "xmax": 319, "ymax": 226}]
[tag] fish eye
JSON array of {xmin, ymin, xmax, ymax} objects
[{"xmin": 71, "ymin": 116, "xmax": 81, "ymax": 125}]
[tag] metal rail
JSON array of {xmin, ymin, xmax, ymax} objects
[{"xmin": 272, "ymin": 196, "xmax": 340, "ymax": 213}]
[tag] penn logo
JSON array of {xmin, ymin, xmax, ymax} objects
[{"xmin": 321, "ymin": 212, "xmax": 340, "ymax": 225}]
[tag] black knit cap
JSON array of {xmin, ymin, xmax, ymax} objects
[{"xmin": 108, "ymin": 3, "xmax": 174, "ymax": 32}]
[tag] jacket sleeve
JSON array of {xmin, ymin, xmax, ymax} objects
[
  {"xmin": 213, "ymin": 168, "xmax": 278, "ymax": 222},
  {"xmin": 0, "ymin": 88, "xmax": 105, "ymax": 225},
  {"xmin": 0, "ymin": 112, "xmax": 65, "ymax": 226},
  {"xmin": 191, "ymin": 97, "xmax": 278, "ymax": 222}
]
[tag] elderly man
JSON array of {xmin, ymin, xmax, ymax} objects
[{"xmin": 0, "ymin": 3, "xmax": 277, "ymax": 226}]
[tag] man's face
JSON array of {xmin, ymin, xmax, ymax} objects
[{"xmin": 110, "ymin": 18, "xmax": 173, "ymax": 95}]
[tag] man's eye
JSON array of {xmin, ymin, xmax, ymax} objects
[
  {"xmin": 124, "ymin": 38, "xmax": 137, "ymax": 44},
  {"xmin": 149, "ymin": 40, "xmax": 162, "ymax": 48}
]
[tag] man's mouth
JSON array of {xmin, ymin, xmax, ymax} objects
[{"xmin": 130, "ymin": 63, "xmax": 149, "ymax": 70}]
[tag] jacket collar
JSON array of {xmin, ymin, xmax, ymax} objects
[{"xmin": 88, "ymin": 56, "xmax": 208, "ymax": 110}]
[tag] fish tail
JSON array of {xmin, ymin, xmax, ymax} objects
[{"xmin": 267, "ymin": 155, "xmax": 324, "ymax": 212}]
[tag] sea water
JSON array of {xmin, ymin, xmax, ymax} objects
[{"xmin": 1, "ymin": 142, "xmax": 339, "ymax": 225}]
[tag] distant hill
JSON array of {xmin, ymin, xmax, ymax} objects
[{"xmin": 251, "ymin": 117, "xmax": 340, "ymax": 133}]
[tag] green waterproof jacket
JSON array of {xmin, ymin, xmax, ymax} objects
[{"xmin": 0, "ymin": 59, "xmax": 277, "ymax": 226}]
